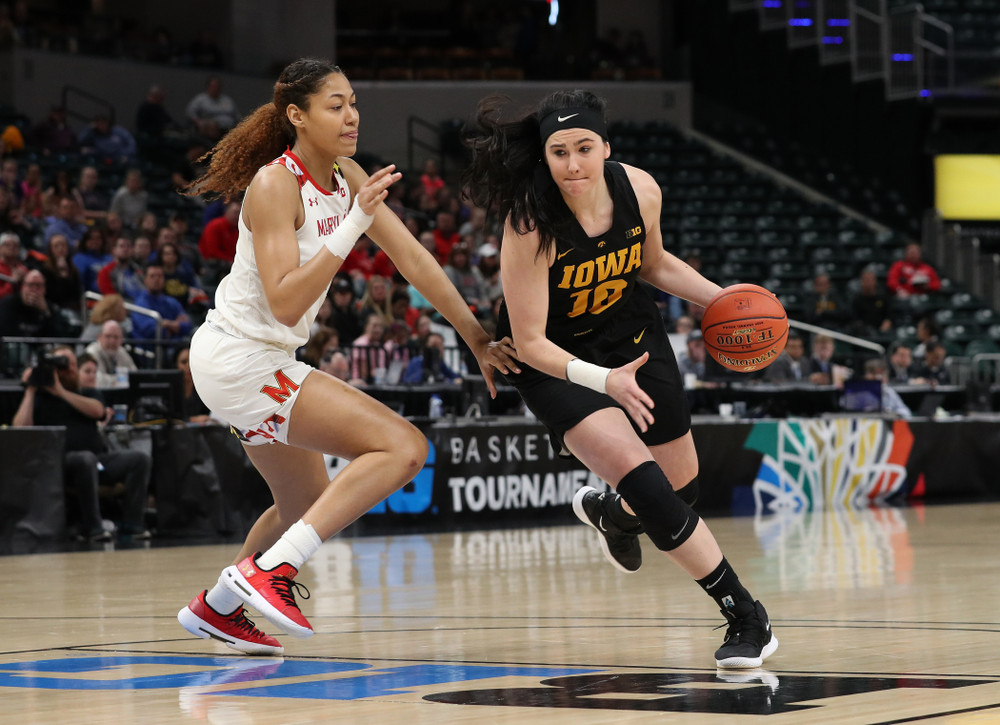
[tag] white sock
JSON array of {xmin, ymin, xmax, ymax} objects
[
  {"xmin": 256, "ymin": 520, "xmax": 323, "ymax": 571},
  {"xmin": 205, "ymin": 580, "xmax": 244, "ymax": 615}
]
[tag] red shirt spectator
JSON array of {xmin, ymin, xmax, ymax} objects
[
  {"xmin": 432, "ymin": 211, "xmax": 459, "ymax": 265},
  {"xmin": 339, "ymin": 235, "xmax": 374, "ymax": 280},
  {"xmin": 371, "ymin": 248, "xmax": 397, "ymax": 280},
  {"xmin": 0, "ymin": 232, "xmax": 28, "ymax": 298},
  {"xmin": 887, "ymin": 242, "xmax": 941, "ymax": 297},
  {"xmin": 198, "ymin": 201, "xmax": 240, "ymax": 263}
]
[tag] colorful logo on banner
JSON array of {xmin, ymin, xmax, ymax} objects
[{"xmin": 744, "ymin": 419, "xmax": 914, "ymax": 513}]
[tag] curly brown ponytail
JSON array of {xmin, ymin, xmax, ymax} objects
[{"xmin": 185, "ymin": 58, "xmax": 344, "ymax": 200}]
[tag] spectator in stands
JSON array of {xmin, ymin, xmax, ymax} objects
[
  {"xmin": 432, "ymin": 210, "xmax": 459, "ymax": 264},
  {"xmin": 390, "ymin": 288, "xmax": 420, "ymax": 332},
  {"xmin": 320, "ymin": 349, "xmax": 364, "ymax": 387},
  {"xmin": 12, "ymin": 344, "xmax": 151, "ymax": 542},
  {"xmin": 803, "ymin": 272, "xmax": 848, "ymax": 328},
  {"xmin": 849, "ymin": 265, "xmax": 893, "ymax": 336},
  {"xmin": 356, "ymin": 274, "xmax": 393, "ymax": 326},
  {"xmin": 677, "ymin": 329, "xmax": 707, "ymax": 382},
  {"xmin": 155, "ymin": 241, "xmax": 201, "ymax": 310},
  {"xmin": 443, "ymin": 243, "xmax": 488, "ymax": 314},
  {"xmin": 419, "ymin": 157, "xmax": 445, "ymax": 200},
  {"xmin": 351, "ymin": 311, "xmax": 388, "ymax": 383},
  {"xmin": 477, "ymin": 241, "xmax": 503, "ymax": 303},
  {"xmin": 135, "ymin": 84, "xmax": 177, "ymax": 138},
  {"xmin": 43, "ymin": 196, "xmax": 87, "ymax": 246},
  {"xmin": 72, "ymin": 166, "xmax": 109, "ymax": 222},
  {"xmin": 807, "ymin": 333, "xmax": 840, "ymax": 385},
  {"xmin": 197, "ymin": 199, "xmax": 239, "ymax": 277},
  {"xmin": 77, "ymin": 351, "xmax": 100, "ymax": 391},
  {"xmin": 0, "ymin": 269, "xmax": 73, "ymax": 337},
  {"xmin": 913, "ymin": 315, "xmax": 940, "ymax": 359},
  {"xmin": 912, "ymin": 339, "xmax": 950, "ymax": 385},
  {"xmin": 97, "ymin": 237, "xmax": 146, "ymax": 300},
  {"xmin": 102, "ymin": 211, "xmax": 124, "ymax": 246},
  {"xmin": 329, "ymin": 276, "xmax": 363, "ymax": 344},
  {"xmin": 300, "ymin": 325, "xmax": 340, "ymax": 369},
  {"xmin": 109, "ymin": 168, "xmax": 148, "ymax": 230},
  {"xmin": 20, "ymin": 161, "xmax": 43, "ymax": 219},
  {"xmin": 863, "ymin": 358, "xmax": 911, "ymax": 418},
  {"xmin": 459, "ymin": 206, "xmax": 489, "ymax": 250},
  {"xmin": 0, "ymin": 157, "xmax": 23, "ymax": 208},
  {"xmin": 131, "ymin": 235, "xmax": 153, "ymax": 270},
  {"xmin": 131, "ymin": 263, "xmax": 192, "ymax": 342},
  {"xmin": 174, "ymin": 345, "xmax": 213, "ymax": 423},
  {"xmin": 888, "ymin": 341, "xmax": 915, "ymax": 384},
  {"xmin": 887, "ymin": 242, "xmax": 941, "ymax": 298},
  {"xmin": 28, "ymin": 105, "xmax": 78, "ymax": 156},
  {"xmin": 186, "ymin": 76, "xmax": 239, "ymax": 141},
  {"xmin": 137, "ymin": 211, "xmax": 159, "ymax": 242},
  {"xmin": 79, "ymin": 114, "xmax": 138, "ymax": 164},
  {"xmin": 668, "ymin": 314, "xmax": 695, "ymax": 361},
  {"xmin": 171, "ymin": 140, "xmax": 208, "ymax": 195},
  {"xmin": 765, "ymin": 331, "xmax": 807, "ymax": 382},
  {"xmin": 80, "ymin": 292, "xmax": 131, "ymax": 341},
  {"xmin": 73, "ymin": 227, "xmax": 110, "ymax": 293},
  {"xmin": 85, "ymin": 320, "xmax": 137, "ymax": 388},
  {"xmin": 42, "ymin": 168, "xmax": 75, "ymax": 217},
  {"xmin": 402, "ymin": 331, "xmax": 461, "ymax": 384},
  {"xmin": 0, "ymin": 230, "xmax": 26, "ymax": 297},
  {"xmin": 38, "ymin": 233, "xmax": 81, "ymax": 311}
]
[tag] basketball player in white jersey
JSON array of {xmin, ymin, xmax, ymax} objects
[{"xmin": 176, "ymin": 58, "xmax": 518, "ymax": 654}]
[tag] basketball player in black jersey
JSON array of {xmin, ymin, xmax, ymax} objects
[{"xmin": 461, "ymin": 90, "xmax": 778, "ymax": 668}]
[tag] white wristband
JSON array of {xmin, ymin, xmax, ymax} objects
[
  {"xmin": 324, "ymin": 203, "xmax": 375, "ymax": 260},
  {"xmin": 566, "ymin": 358, "xmax": 611, "ymax": 394}
]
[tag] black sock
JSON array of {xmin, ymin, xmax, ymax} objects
[
  {"xmin": 605, "ymin": 493, "xmax": 642, "ymax": 530},
  {"xmin": 696, "ymin": 557, "xmax": 753, "ymax": 612}
]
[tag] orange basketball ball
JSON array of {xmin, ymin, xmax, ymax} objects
[{"xmin": 701, "ymin": 284, "xmax": 789, "ymax": 373}]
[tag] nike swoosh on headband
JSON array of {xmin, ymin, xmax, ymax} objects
[{"xmin": 557, "ymin": 113, "xmax": 579, "ymax": 122}]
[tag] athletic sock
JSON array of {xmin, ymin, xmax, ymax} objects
[
  {"xmin": 256, "ymin": 519, "xmax": 323, "ymax": 571},
  {"xmin": 696, "ymin": 557, "xmax": 753, "ymax": 612},
  {"xmin": 205, "ymin": 581, "xmax": 244, "ymax": 616}
]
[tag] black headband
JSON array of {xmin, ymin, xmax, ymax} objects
[{"xmin": 538, "ymin": 107, "xmax": 607, "ymax": 145}]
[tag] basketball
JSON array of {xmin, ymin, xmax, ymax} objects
[{"xmin": 701, "ymin": 284, "xmax": 789, "ymax": 373}]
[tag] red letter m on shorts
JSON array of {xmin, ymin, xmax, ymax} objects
[{"xmin": 260, "ymin": 369, "xmax": 300, "ymax": 404}]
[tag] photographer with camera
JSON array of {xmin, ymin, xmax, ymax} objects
[{"xmin": 12, "ymin": 344, "xmax": 152, "ymax": 543}]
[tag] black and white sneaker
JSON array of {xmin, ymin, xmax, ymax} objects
[
  {"xmin": 572, "ymin": 486, "xmax": 643, "ymax": 573},
  {"xmin": 714, "ymin": 600, "xmax": 779, "ymax": 669}
]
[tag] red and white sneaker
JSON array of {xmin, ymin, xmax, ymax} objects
[
  {"xmin": 221, "ymin": 553, "xmax": 313, "ymax": 638},
  {"xmin": 177, "ymin": 590, "xmax": 284, "ymax": 655}
]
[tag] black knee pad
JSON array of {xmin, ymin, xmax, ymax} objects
[
  {"xmin": 616, "ymin": 461, "xmax": 699, "ymax": 551},
  {"xmin": 676, "ymin": 476, "xmax": 699, "ymax": 507}
]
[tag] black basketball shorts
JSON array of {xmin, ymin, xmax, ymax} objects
[{"xmin": 501, "ymin": 301, "xmax": 691, "ymax": 457}]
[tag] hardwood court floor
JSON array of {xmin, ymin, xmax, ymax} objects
[{"xmin": 1, "ymin": 502, "xmax": 999, "ymax": 723}]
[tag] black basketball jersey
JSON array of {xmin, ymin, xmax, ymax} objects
[{"xmin": 540, "ymin": 160, "xmax": 646, "ymax": 343}]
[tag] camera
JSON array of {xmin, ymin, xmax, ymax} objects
[{"xmin": 27, "ymin": 353, "xmax": 70, "ymax": 388}]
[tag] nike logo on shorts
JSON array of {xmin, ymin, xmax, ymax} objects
[{"xmin": 634, "ymin": 329, "xmax": 645, "ymax": 344}]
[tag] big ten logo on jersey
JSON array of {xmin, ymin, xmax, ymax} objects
[{"xmin": 556, "ymin": 240, "xmax": 642, "ymax": 317}]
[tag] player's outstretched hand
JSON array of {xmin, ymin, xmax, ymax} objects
[
  {"xmin": 605, "ymin": 352, "xmax": 655, "ymax": 432},
  {"xmin": 471, "ymin": 335, "xmax": 520, "ymax": 399},
  {"xmin": 355, "ymin": 164, "xmax": 402, "ymax": 215}
]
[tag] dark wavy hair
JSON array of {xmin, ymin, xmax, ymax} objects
[
  {"xmin": 185, "ymin": 58, "xmax": 344, "ymax": 200},
  {"xmin": 460, "ymin": 90, "xmax": 608, "ymax": 258}
]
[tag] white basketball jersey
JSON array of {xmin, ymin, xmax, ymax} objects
[{"xmin": 207, "ymin": 150, "xmax": 352, "ymax": 351}]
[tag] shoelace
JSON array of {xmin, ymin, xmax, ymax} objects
[
  {"xmin": 230, "ymin": 608, "xmax": 267, "ymax": 637},
  {"xmin": 714, "ymin": 612, "xmax": 764, "ymax": 646},
  {"xmin": 271, "ymin": 576, "xmax": 311, "ymax": 608}
]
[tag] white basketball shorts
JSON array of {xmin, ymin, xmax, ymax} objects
[{"xmin": 189, "ymin": 322, "xmax": 315, "ymax": 446}]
